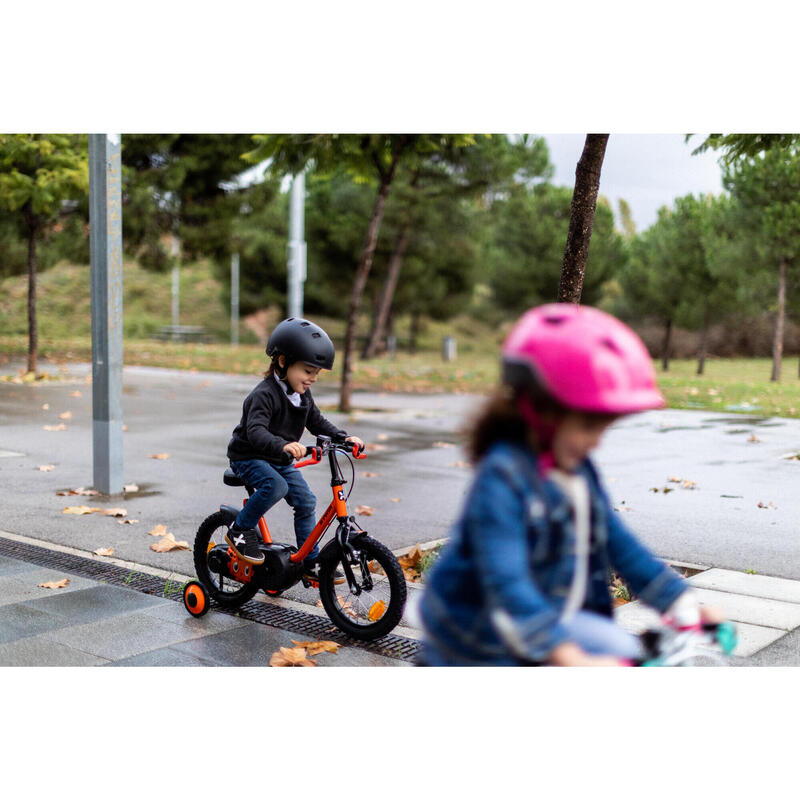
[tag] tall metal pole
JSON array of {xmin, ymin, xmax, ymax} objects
[
  {"xmin": 287, "ymin": 172, "xmax": 306, "ymax": 318},
  {"xmin": 89, "ymin": 134, "xmax": 124, "ymax": 495},
  {"xmin": 231, "ymin": 252, "xmax": 240, "ymax": 347}
]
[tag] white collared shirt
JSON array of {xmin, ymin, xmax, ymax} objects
[{"xmin": 274, "ymin": 373, "xmax": 301, "ymax": 407}]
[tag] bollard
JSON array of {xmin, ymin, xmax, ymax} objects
[
  {"xmin": 387, "ymin": 335, "xmax": 397, "ymax": 358},
  {"xmin": 442, "ymin": 336, "xmax": 456, "ymax": 362}
]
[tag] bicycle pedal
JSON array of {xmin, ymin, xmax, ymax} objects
[{"xmin": 302, "ymin": 577, "xmax": 319, "ymax": 589}]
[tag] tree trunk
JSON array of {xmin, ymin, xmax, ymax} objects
[
  {"xmin": 25, "ymin": 212, "xmax": 39, "ymax": 375},
  {"xmin": 696, "ymin": 312, "xmax": 710, "ymax": 375},
  {"xmin": 362, "ymin": 220, "xmax": 411, "ymax": 359},
  {"xmin": 771, "ymin": 257, "xmax": 787, "ymax": 382},
  {"xmin": 557, "ymin": 134, "xmax": 610, "ymax": 304},
  {"xmin": 339, "ymin": 178, "xmax": 394, "ymax": 412},
  {"xmin": 661, "ymin": 318, "xmax": 673, "ymax": 372}
]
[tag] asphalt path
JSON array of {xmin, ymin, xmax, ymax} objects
[{"xmin": 3, "ymin": 362, "xmax": 800, "ymax": 584}]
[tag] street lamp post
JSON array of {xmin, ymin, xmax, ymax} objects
[
  {"xmin": 287, "ymin": 172, "xmax": 306, "ymax": 318},
  {"xmin": 88, "ymin": 134, "xmax": 124, "ymax": 495}
]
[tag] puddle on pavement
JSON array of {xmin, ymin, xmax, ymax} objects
[
  {"xmin": 702, "ymin": 416, "xmax": 785, "ymax": 427},
  {"xmin": 55, "ymin": 482, "xmax": 163, "ymax": 501}
]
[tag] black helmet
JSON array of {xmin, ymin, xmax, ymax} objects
[{"xmin": 266, "ymin": 317, "xmax": 335, "ymax": 369}]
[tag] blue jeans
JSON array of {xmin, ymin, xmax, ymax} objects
[
  {"xmin": 419, "ymin": 610, "xmax": 643, "ymax": 666},
  {"xmin": 230, "ymin": 458, "xmax": 318, "ymax": 562}
]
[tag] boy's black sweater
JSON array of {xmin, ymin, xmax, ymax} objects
[{"xmin": 227, "ymin": 376, "xmax": 347, "ymax": 462}]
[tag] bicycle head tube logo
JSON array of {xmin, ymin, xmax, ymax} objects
[{"xmin": 337, "ymin": 489, "xmax": 345, "ymax": 502}]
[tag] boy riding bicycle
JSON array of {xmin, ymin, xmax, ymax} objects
[{"xmin": 226, "ymin": 317, "xmax": 362, "ymax": 582}]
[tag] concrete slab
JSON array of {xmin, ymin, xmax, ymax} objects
[
  {"xmin": 40, "ymin": 612, "xmax": 213, "ymax": 661},
  {"xmin": 20, "ymin": 584, "xmax": 171, "ymax": 624},
  {"xmin": 168, "ymin": 620, "xmax": 404, "ymax": 667},
  {"xmin": 0, "ymin": 572, "xmax": 97, "ymax": 607},
  {"xmin": 0, "ymin": 633, "xmax": 110, "ymax": 666},
  {"xmin": 0, "ymin": 555, "xmax": 40, "ymax": 577},
  {"xmin": 692, "ymin": 587, "xmax": 800, "ymax": 631},
  {"xmin": 727, "ymin": 622, "xmax": 787, "ymax": 657},
  {"xmin": 105, "ymin": 646, "xmax": 225, "ymax": 667},
  {"xmin": 689, "ymin": 568, "xmax": 800, "ymax": 604},
  {"xmin": 0, "ymin": 603, "xmax": 72, "ymax": 646}
]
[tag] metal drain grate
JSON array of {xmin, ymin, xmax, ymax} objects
[{"xmin": 0, "ymin": 536, "xmax": 420, "ymax": 663}]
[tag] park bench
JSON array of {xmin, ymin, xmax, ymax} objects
[{"xmin": 152, "ymin": 325, "xmax": 211, "ymax": 343}]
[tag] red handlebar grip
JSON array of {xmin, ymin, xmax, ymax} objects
[
  {"xmin": 352, "ymin": 443, "xmax": 367, "ymax": 459},
  {"xmin": 294, "ymin": 446, "xmax": 322, "ymax": 469}
]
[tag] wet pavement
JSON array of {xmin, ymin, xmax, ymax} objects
[{"xmin": 5, "ymin": 360, "xmax": 800, "ymax": 665}]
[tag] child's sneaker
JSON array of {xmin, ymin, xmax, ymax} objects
[
  {"xmin": 225, "ymin": 525, "xmax": 265, "ymax": 566},
  {"xmin": 303, "ymin": 560, "xmax": 345, "ymax": 585}
]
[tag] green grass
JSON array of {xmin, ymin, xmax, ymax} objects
[{"xmin": 4, "ymin": 260, "xmax": 800, "ymax": 418}]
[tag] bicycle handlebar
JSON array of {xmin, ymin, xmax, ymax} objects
[{"xmin": 265, "ymin": 437, "xmax": 365, "ymax": 468}]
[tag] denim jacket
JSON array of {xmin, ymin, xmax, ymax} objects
[{"xmin": 419, "ymin": 440, "xmax": 688, "ymax": 665}]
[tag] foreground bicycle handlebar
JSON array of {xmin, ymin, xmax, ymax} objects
[{"xmin": 622, "ymin": 619, "xmax": 738, "ymax": 667}]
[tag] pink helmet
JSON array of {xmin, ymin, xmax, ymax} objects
[{"xmin": 502, "ymin": 303, "xmax": 665, "ymax": 415}]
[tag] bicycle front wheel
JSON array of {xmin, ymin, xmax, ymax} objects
[{"xmin": 318, "ymin": 535, "xmax": 407, "ymax": 641}]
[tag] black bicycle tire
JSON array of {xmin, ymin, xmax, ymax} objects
[
  {"xmin": 193, "ymin": 510, "xmax": 260, "ymax": 608},
  {"xmin": 318, "ymin": 535, "xmax": 407, "ymax": 641}
]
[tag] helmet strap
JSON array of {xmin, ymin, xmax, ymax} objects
[{"xmin": 518, "ymin": 394, "xmax": 558, "ymax": 475}]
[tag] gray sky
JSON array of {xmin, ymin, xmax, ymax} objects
[{"xmin": 543, "ymin": 134, "xmax": 725, "ymax": 233}]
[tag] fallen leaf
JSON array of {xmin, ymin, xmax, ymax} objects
[
  {"xmin": 63, "ymin": 505, "xmax": 99, "ymax": 515},
  {"xmin": 291, "ymin": 639, "xmax": 340, "ymax": 655},
  {"xmin": 150, "ymin": 533, "xmax": 190, "ymax": 552},
  {"xmin": 748, "ymin": 434, "xmax": 761, "ymax": 443},
  {"xmin": 98, "ymin": 508, "xmax": 126, "ymax": 517},
  {"xmin": 680, "ymin": 480, "xmax": 697, "ymax": 490},
  {"xmin": 757, "ymin": 501, "xmax": 776, "ymax": 510},
  {"xmin": 355, "ymin": 505, "xmax": 374, "ymax": 516},
  {"xmin": 432, "ymin": 441, "xmax": 455, "ymax": 448},
  {"xmin": 56, "ymin": 487, "xmax": 99, "ymax": 497},
  {"xmin": 70, "ymin": 390, "xmax": 82, "ymax": 398},
  {"xmin": 269, "ymin": 646, "xmax": 316, "ymax": 667},
  {"xmin": 376, "ymin": 433, "xmax": 390, "ymax": 441},
  {"xmin": 39, "ymin": 578, "xmax": 70, "ymax": 589},
  {"xmin": 613, "ymin": 597, "xmax": 630, "ymax": 608},
  {"xmin": 147, "ymin": 524, "xmax": 169, "ymax": 537},
  {"xmin": 118, "ymin": 519, "xmax": 140, "ymax": 525},
  {"xmin": 448, "ymin": 461, "xmax": 470, "ymax": 468},
  {"xmin": 123, "ymin": 483, "xmax": 139, "ymax": 493},
  {"xmin": 149, "ymin": 453, "xmax": 170, "ymax": 460},
  {"xmin": 390, "ymin": 497, "xmax": 401, "ymax": 502},
  {"xmin": 37, "ymin": 464, "xmax": 55, "ymax": 472},
  {"xmin": 41, "ymin": 403, "xmax": 50, "ymax": 410},
  {"xmin": 59, "ymin": 411, "xmax": 72, "ymax": 420},
  {"xmin": 362, "ymin": 472, "xmax": 381, "ymax": 478},
  {"xmin": 44, "ymin": 424, "xmax": 67, "ymax": 431},
  {"xmin": 93, "ymin": 547, "xmax": 114, "ymax": 557},
  {"xmin": 398, "ymin": 545, "xmax": 423, "ymax": 569}
]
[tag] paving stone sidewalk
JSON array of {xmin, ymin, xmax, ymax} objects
[{"xmin": 0, "ymin": 550, "xmax": 407, "ymax": 667}]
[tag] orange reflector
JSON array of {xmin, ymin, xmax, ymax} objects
[
  {"xmin": 207, "ymin": 541, "xmax": 215, "ymax": 553},
  {"xmin": 368, "ymin": 601, "xmax": 386, "ymax": 621}
]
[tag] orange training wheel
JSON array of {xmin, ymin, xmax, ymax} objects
[{"xmin": 183, "ymin": 581, "xmax": 209, "ymax": 618}]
